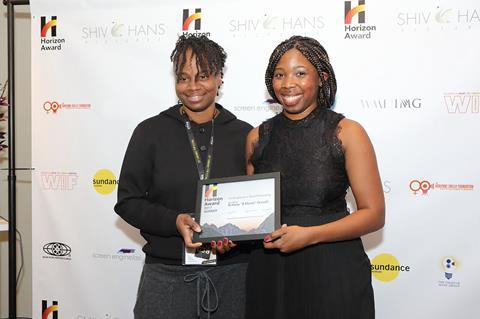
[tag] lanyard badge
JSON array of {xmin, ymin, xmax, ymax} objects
[
  {"xmin": 182, "ymin": 107, "xmax": 217, "ymax": 265},
  {"xmin": 183, "ymin": 113, "xmax": 215, "ymax": 180}
]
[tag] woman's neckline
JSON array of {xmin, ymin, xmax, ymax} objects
[{"xmin": 279, "ymin": 106, "xmax": 325, "ymax": 127}]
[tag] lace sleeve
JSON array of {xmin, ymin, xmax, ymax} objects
[
  {"xmin": 251, "ymin": 119, "xmax": 274, "ymax": 167},
  {"xmin": 327, "ymin": 111, "xmax": 346, "ymax": 160}
]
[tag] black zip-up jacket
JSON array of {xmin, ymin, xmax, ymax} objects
[{"xmin": 114, "ymin": 104, "xmax": 252, "ymax": 265}]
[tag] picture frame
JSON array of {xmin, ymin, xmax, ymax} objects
[{"xmin": 193, "ymin": 172, "xmax": 281, "ymax": 243}]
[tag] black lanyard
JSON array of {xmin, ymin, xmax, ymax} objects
[{"xmin": 182, "ymin": 109, "xmax": 215, "ymax": 180}]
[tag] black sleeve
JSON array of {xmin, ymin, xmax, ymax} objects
[{"xmin": 114, "ymin": 123, "xmax": 180, "ymax": 236}]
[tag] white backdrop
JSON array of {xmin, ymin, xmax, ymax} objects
[{"xmin": 30, "ymin": 0, "xmax": 480, "ymax": 318}]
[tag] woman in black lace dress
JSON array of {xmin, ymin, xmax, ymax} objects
[{"xmin": 245, "ymin": 36, "xmax": 385, "ymax": 318}]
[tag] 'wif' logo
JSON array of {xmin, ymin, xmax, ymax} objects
[
  {"xmin": 183, "ymin": 8, "xmax": 201, "ymax": 31},
  {"xmin": 41, "ymin": 172, "xmax": 78, "ymax": 191},
  {"xmin": 345, "ymin": 1, "xmax": 366, "ymax": 24},
  {"xmin": 444, "ymin": 92, "xmax": 480, "ymax": 114},
  {"xmin": 41, "ymin": 16, "xmax": 57, "ymax": 37},
  {"xmin": 42, "ymin": 300, "xmax": 58, "ymax": 319}
]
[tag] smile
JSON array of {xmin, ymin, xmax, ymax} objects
[
  {"xmin": 281, "ymin": 94, "xmax": 302, "ymax": 106},
  {"xmin": 186, "ymin": 95, "xmax": 203, "ymax": 103}
]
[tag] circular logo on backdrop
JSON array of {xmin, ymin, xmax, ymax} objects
[
  {"xmin": 371, "ymin": 253, "xmax": 410, "ymax": 282},
  {"xmin": 438, "ymin": 256, "xmax": 461, "ymax": 287},
  {"xmin": 441, "ymin": 257, "xmax": 459, "ymax": 280},
  {"xmin": 43, "ymin": 242, "xmax": 72, "ymax": 257},
  {"xmin": 43, "ymin": 101, "xmax": 61, "ymax": 113},
  {"xmin": 93, "ymin": 169, "xmax": 118, "ymax": 195},
  {"xmin": 409, "ymin": 179, "xmax": 432, "ymax": 195}
]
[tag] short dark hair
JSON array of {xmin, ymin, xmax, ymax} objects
[
  {"xmin": 170, "ymin": 34, "xmax": 227, "ymax": 77},
  {"xmin": 265, "ymin": 35, "xmax": 337, "ymax": 109}
]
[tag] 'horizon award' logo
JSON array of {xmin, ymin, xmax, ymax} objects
[
  {"xmin": 205, "ymin": 183, "xmax": 218, "ymax": 199},
  {"xmin": 183, "ymin": 8, "xmax": 201, "ymax": 31},
  {"xmin": 41, "ymin": 16, "xmax": 57, "ymax": 37},
  {"xmin": 344, "ymin": 0, "xmax": 377, "ymax": 39},
  {"xmin": 345, "ymin": 0, "xmax": 365, "ymax": 24},
  {"xmin": 39, "ymin": 15, "xmax": 65, "ymax": 51},
  {"xmin": 181, "ymin": 8, "xmax": 211, "ymax": 37},
  {"xmin": 42, "ymin": 300, "xmax": 58, "ymax": 319}
]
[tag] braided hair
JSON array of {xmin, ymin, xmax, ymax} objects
[
  {"xmin": 171, "ymin": 34, "xmax": 227, "ymax": 79},
  {"xmin": 265, "ymin": 36, "xmax": 337, "ymax": 109}
]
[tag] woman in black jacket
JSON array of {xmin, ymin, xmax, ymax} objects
[{"xmin": 115, "ymin": 34, "xmax": 252, "ymax": 319}]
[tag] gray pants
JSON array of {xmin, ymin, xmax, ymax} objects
[{"xmin": 134, "ymin": 263, "xmax": 247, "ymax": 319}]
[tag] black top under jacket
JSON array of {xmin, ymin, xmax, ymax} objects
[{"xmin": 114, "ymin": 104, "xmax": 253, "ymax": 265}]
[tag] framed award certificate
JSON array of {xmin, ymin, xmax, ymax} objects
[{"xmin": 193, "ymin": 172, "xmax": 280, "ymax": 243}]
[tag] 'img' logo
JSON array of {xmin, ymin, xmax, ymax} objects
[
  {"xmin": 205, "ymin": 184, "xmax": 218, "ymax": 199},
  {"xmin": 41, "ymin": 16, "xmax": 57, "ymax": 37},
  {"xmin": 42, "ymin": 300, "xmax": 58, "ymax": 319},
  {"xmin": 183, "ymin": 8, "xmax": 201, "ymax": 31},
  {"xmin": 360, "ymin": 97, "xmax": 422, "ymax": 110},
  {"xmin": 344, "ymin": 0, "xmax": 377, "ymax": 39}
]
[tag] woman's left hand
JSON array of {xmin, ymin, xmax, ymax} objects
[
  {"xmin": 211, "ymin": 237, "xmax": 237, "ymax": 254},
  {"xmin": 263, "ymin": 224, "xmax": 313, "ymax": 253}
]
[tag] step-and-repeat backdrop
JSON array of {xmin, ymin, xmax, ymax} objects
[{"xmin": 30, "ymin": 0, "xmax": 479, "ymax": 318}]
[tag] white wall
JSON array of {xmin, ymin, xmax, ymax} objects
[
  {"xmin": 1, "ymin": 0, "xmax": 479, "ymax": 318},
  {"xmin": 29, "ymin": 1, "xmax": 480, "ymax": 318}
]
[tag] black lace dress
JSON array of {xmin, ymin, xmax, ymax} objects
[{"xmin": 246, "ymin": 107, "xmax": 374, "ymax": 319}]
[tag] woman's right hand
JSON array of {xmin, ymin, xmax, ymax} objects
[{"xmin": 176, "ymin": 213, "xmax": 202, "ymax": 249}]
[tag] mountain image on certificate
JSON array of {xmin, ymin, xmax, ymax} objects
[{"xmin": 200, "ymin": 212, "xmax": 274, "ymax": 238}]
